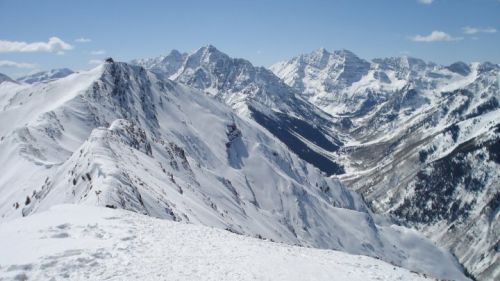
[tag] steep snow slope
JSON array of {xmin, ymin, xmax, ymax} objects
[
  {"xmin": 132, "ymin": 45, "xmax": 345, "ymax": 175},
  {"xmin": 272, "ymin": 49, "xmax": 500, "ymax": 280},
  {"xmin": 0, "ymin": 61, "xmax": 467, "ymax": 280},
  {"xmin": 0, "ymin": 205, "xmax": 435, "ymax": 281},
  {"xmin": 17, "ymin": 68, "xmax": 74, "ymax": 84}
]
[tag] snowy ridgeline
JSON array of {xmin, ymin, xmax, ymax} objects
[
  {"xmin": 0, "ymin": 205, "xmax": 434, "ymax": 281},
  {"xmin": 0, "ymin": 61, "xmax": 469, "ymax": 280}
]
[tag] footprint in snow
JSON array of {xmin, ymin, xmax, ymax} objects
[
  {"xmin": 56, "ymin": 223, "xmax": 71, "ymax": 230},
  {"xmin": 46, "ymin": 249, "xmax": 82, "ymax": 260},
  {"xmin": 13, "ymin": 272, "xmax": 29, "ymax": 281},
  {"xmin": 51, "ymin": 232, "xmax": 70, "ymax": 238},
  {"xmin": 7, "ymin": 264, "xmax": 33, "ymax": 272},
  {"xmin": 40, "ymin": 260, "xmax": 58, "ymax": 269}
]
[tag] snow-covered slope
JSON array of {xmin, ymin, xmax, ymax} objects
[
  {"xmin": 272, "ymin": 48, "xmax": 500, "ymax": 280},
  {"xmin": 0, "ymin": 61, "xmax": 467, "ymax": 280},
  {"xmin": 132, "ymin": 45, "xmax": 345, "ymax": 175},
  {"xmin": 0, "ymin": 205, "xmax": 436, "ymax": 281},
  {"xmin": 17, "ymin": 68, "xmax": 74, "ymax": 84}
]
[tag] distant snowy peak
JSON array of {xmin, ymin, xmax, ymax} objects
[
  {"xmin": 130, "ymin": 49, "xmax": 187, "ymax": 77},
  {"xmin": 270, "ymin": 48, "xmax": 371, "ymax": 94},
  {"xmin": 273, "ymin": 49, "xmax": 499, "ymax": 96},
  {"xmin": 271, "ymin": 48, "xmax": 499, "ymax": 116},
  {"xmin": 173, "ymin": 45, "xmax": 296, "ymax": 104},
  {"xmin": 133, "ymin": 45, "xmax": 294, "ymax": 101},
  {"xmin": 17, "ymin": 68, "xmax": 74, "ymax": 84},
  {"xmin": 0, "ymin": 73, "xmax": 17, "ymax": 84}
]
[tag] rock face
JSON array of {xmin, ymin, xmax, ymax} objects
[
  {"xmin": 271, "ymin": 49, "xmax": 500, "ymax": 280},
  {"xmin": 0, "ymin": 60, "xmax": 469, "ymax": 280}
]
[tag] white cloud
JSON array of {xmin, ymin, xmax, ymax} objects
[
  {"xmin": 418, "ymin": 0, "xmax": 434, "ymax": 4},
  {"xmin": 411, "ymin": 31, "xmax": 462, "ymax": 42},
  {"xmin": 88, "ymin": 59, "xmax": 103, "ymax": 65},
  {"xmin": 75, "ymin": 37, "xmax": 92, "ymax": 43},
  {"xmin": 0, "ymin": 60, "xmax": 37, "ymax": 68},
  {"xmin": 462, "ymin": 26, "xmax": 497, "ymax": 34},
  {"xmin": 0, "ymin": 37, "xmax": 74, "ymax": 54},
  {"xmin": 90, "ymin": 49, "xmax": 106, "ymax": 55}
]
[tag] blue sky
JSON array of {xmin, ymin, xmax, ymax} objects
[{"xmin": 0, "ymin": 0, "xmax": 498, "ymax": 77}]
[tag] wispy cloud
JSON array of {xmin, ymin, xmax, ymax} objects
[
  {"xmin": 418, "ymin": 0, "xmax": 434, "ymax": 5},
  {"xmin": 0, "ymin": 37, "xmax": 74, "ymax": 54},
  {"xmin": 90, "ymin": 50, "xmax": 106, "ymax": 55},
  {"xmin": 0, "ymin": 60, "xmax": 37, "ymax": 68},
  {"xmin": 88, "ymin": 59, "xmax": 103, "ymax": 65},
  {"xmin": 75, "ymin": 37, "xmax": 92, "ymax": 43},
  {"xmin": 462, "ymin": 26, "xmax": 497, "ymax": 34},
  {"xmin": 411, "ymin": 31, "xmax": 462, "ymax": 42}
]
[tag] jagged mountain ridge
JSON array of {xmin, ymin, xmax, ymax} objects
[
  {"xmin": 0, "ymin": 61, "xmax": 467, "ymax": 280},
  {"xmin": 271, "ymin": 48, "xmax": 499, "ymax": 280},
  {"xmin": 131, "ymin": 45, "xmax": 345, "ymax": 175}
]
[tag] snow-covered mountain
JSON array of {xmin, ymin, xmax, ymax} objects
[
  {"xmin": 0, "ymin": 205, "xmax": 436, "ymax": 281},
  {"xmin": 272, "ymin": 49, "xmax": 500, "ymax": 280},
  {"xmin": 17, "ymin": 68, "xmax": 74, "ymax": 84},
  {"xmin": 132, "ymin": 45, "xmax": 345, "ymax": 175},
  {"xmin": 130, "ymin": 49, "xmax": 188, "ymax": 77},
  {"xmin": 0, "ymin": 60, "xmax": 468, "ymax": 280}
]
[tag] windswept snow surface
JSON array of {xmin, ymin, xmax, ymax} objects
[{"xmin": 0, "ymin": 205, "xmax": 435, "ymax": 281}]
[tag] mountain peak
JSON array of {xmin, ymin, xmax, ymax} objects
[
  {"xmin": 296, "ymin": 48, "xmax": 367, "ymax": 69},
  {"xmin": 195, "ymin": 44, "xmax": 229, "ymax": 60},
  {"xmin": 271, "ymin": 48, "xmax": 371, "ymax": 93},
  {"xmin": 167, "ymin": 49, "xmax": 182, "ymax": 57},
  {"xmin": 333, "ymin": 49, "xmax": 360, "ymax": 59},
  {"xmin": 101, "ymin": 60, "xmax": 143, "ymax": 76},
  {"xmin": 204, "ymin": 44, "xmax": 219, "ymax": 51},
  {"xmin": 312, "ymin": 47, "xmax": 329, "ymax": 56}
]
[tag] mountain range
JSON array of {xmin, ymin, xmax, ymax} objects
[
  {"xmin": 271, "ymin": 48, "xmax": 499, "ymax": 280},
  {"xmin": 0, "ymin": 45, "xmax": 498, "ymax": 280}
]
